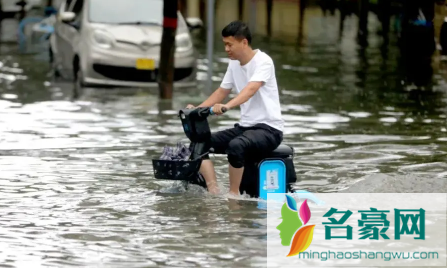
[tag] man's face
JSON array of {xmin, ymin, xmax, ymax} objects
[{"xmin": 223, "ymin": 36, "xmax": 247, "ymax": 60}]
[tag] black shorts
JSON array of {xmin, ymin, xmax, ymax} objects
[{"xmin": 204, "ymin": 123, "xmax": 283, "ymax": 168}]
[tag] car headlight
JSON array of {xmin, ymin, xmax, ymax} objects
[
  {"xmin": 176, "ymin": 34, "xmax": 192, "ymax": 52},
  {"xmin": 92, "ymin": 30, "xmax": 114, "ymax": 49}
]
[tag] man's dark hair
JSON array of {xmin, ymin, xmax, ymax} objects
[{"xmin": 221, "ymin": 21, "xmax": 252, "ymax": 45}]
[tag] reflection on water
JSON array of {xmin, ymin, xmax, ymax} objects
[{"xmin": 1, "ymin": 13, "xmax": 447, "ymax": 267}]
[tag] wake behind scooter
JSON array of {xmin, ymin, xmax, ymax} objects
[{"xmin": 152, "ymin": 107, "xmax": 298, "ymax": 199}]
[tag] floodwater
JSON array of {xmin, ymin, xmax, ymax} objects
[{"xmin": 0, "ymin": 13, "xmax": 447, "ymax": 267}]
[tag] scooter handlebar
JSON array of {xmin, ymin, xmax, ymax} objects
[{"xmin": 209, "ymin": 106, "xmax": 227, "ymax": 115}]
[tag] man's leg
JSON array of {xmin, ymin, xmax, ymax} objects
[
  {"xmin": 228, "ymin": 164, "xmax": 244, "ymax": 195},
  {"xmin": 199, "ymin": 160, "xmax": 219, "ymax": 194},
  {"xmin": 200, "ymin": 126, "xmax": 242, "ymax": 194},
  {"xmin": 227, "ymin": 124, "xmax": 283, "ymax": 195}
]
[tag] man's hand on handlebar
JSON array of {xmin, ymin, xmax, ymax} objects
[
  {"xmin": 185, "ymin": 103, "xmax": 228, "ymax": 115},
  {"xmin": 212, "ymin": 103, "xmax": 229, "ymax": 115}
]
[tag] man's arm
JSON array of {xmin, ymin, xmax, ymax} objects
[
  {"xmin": 225, "ymin": 82, "xmax": 263, "ymax": 109},
  {"xmin": 198, "ymin": 87, "xmax": 231, "ymax": 107}
]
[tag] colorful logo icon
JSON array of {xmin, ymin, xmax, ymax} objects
[{"xmin": 276, "ymin": 195, "xmax": 315, "ymax": 257}]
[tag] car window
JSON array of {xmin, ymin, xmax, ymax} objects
[
  {"xmin": 70, "ymin": 0, "xmax": 84, "ymax": 22},
  {"xmin": 70, "ymin": 0, "xmax": 83, "ymax": 14},
  {"xmin": 65, "ymin": 0, "xmax": 73, "ymax": 11},
  {"xmin": 58, "ymin": 0, "xmax": 72, "ymax": 12},
  {"xmin": 88, "ymin": 0, "xmax": 186, "ymax": 29}
]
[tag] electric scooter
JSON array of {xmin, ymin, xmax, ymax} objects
[{"xmin": 152, "ymin": 107, "xmax": 298, "ymax": 199}]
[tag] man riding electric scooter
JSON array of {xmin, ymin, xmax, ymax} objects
[{"xmin": 186, "ymin": 21, "xmax": 284, "ymax": 196}]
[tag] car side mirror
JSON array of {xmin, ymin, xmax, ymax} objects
[
  {"xmin": 185, "ymin": 17, "xmax": 203, "ymax": 30},
  {"xmin": 60, "ymin": 11, "xmax": 75, "ymax": 22}
]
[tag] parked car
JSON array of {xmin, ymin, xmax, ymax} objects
[
  {"xmin": 49, "ymin": 0, "xmax": 203, "ymax": 88},
  {"xmin": 1, "ymin": 0, "xmax": 42, "ymax": 16}
]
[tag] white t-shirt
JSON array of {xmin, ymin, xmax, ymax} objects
[{"xmin": 220, "ymin": 49, "xmax": 284, "ymax": 132}]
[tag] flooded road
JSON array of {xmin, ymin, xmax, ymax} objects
[{"xmin": 1, "ymin": 14, "xmax": 447, "ymax": 267}]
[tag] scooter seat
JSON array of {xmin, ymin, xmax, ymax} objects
[{"xmin": 267, "ymin": 144, "xmax": 294, "ymax": 158}]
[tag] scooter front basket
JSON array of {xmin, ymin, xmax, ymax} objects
[{"xmin": 152, "ymin": 159, "xmax": 202, "ymax": 181}]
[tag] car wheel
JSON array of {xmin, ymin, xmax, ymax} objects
[
  {"xmin": 49, "ymin": 47, "xmax": 61, "ymax": 78},
  {"xmin": 75, "ymin": 67, "xmax": 85, "ymax": 89},
  {"xmin": 73, "ymin": 66, "xmax": 86, "ymax": 99}
]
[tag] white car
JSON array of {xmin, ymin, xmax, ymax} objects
[{"xmin": 49, "ymin": 0, "xmax": 202, "ymax": 88}]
